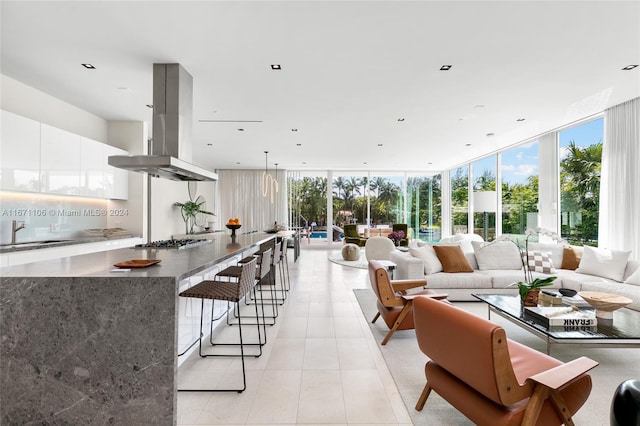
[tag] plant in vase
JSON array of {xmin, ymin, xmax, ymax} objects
[
  {"xmin": 174, "ymin": 197, "xmax": 215, "ymax": 234},
  {"xmin": 501, "ymin": 228, "xmax": 566, "ymax": 306},
  {"xmin": 388, "ymin": 230, "xmax": 405, "ymax": 247}
]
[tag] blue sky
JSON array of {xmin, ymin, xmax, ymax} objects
[{"xmin": 498, "ymin": 117, "xmax": 604, "ymax": 185}]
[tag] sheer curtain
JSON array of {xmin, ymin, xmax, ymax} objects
[
  {"xmin": 600, "ymin": 97, "xmax": 640, "ymax": 259},
  {"xmin": 217, "ymin": 169, "xmax": 288, "ymax": 233}
]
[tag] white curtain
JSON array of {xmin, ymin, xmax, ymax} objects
[
  {"xmin": 600, "ymin": 97, "xmax": 640, "ymax": 259},
  {"xmin": 217, "ymin": 169, "xmax": 288, "ymax": 233}
]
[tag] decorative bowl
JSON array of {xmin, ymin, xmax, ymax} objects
[
  {"xmin": 578, "ymin": 291, "xmax": 632, "ymax": 319},
  {"xmin": 225, "ymin": 224, "xmax": 241, "ymax": 230}
]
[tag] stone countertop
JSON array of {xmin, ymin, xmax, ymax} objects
[
  {"xmin": 0, "ymin": 234, "xmax": 141, "ymax": 254},
  {"xmin": 0, "ymin": 232, "xmax": 274, "ymax": 281}
]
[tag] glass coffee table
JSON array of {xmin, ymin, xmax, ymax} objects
[{"xmin": 473, "ymin": 294, "xmax": 640, "ymax": 354}]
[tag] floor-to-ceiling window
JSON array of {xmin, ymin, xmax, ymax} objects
[
  {"xmin": 407, "ymin": 173, "xmax": 442, "ymax": 242},
  {"xmin": 332, "ymin": 173, "xmax": 367, "ymax": 234},
  {"xmin": 451, "ymin": 166, "xmax": 469, "ymax": 235},
  {"xmin": 501, "ymin": 142, "xmax": 539, "ymax": 235},
  {"xmin": 289, "ymin": 171, "xmax": 329, "ymax": 239},
  {"xmin": 559, "ymin": 117, "xmax": 603, "ymax": 246},
  {"xmin": 368, "ymin": 173, "xmax": 404, "ymax": 230}
]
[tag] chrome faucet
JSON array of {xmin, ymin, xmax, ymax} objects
[{"xmin": 11, "ymin": 220, "xmax": 26, "ymax": 245}]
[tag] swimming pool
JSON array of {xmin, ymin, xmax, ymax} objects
[{"xmin": 310, "ymin": 232, "xmax": 327, "ymax": 238}]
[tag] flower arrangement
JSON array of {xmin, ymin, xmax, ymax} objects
[
  {"xmin": 500, "ymin": 227, "xmax": 567, "ymax": 304},
  {"xmin": 388, "ymin": 230, "xmax": 405, "ymax": 246}
]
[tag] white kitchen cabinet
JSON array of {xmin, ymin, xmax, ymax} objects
[
  {"xmin": 104, "ymin": 145, "xmax": 129, "ymax": 200},
  {"xmin": 80, "ymin": 137, "xmax": 106, "ymax": 197},
  {"xmin": 40, "ymin": 123, "xmax": 81, "ymax": 194},
  {"xmin": 0, "ymin": 110, "xmax": 41, "ymax": 192}
]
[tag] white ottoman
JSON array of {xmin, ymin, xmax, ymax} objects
[{"xmin": 342, "ymin": 243, "xmax": 360, "ymax": 261}]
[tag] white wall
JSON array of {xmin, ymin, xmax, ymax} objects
[{"xmin": 0, "ymin": 75, "xmax": 108, "ymax": 141}]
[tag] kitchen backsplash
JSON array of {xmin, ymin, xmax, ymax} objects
[{"xmin": 0, "ymin": 191, "xmax": 112, "ymax": 244}]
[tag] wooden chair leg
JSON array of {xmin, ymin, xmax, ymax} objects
[
  {"xmin": 521, "ymin": 385, "xmax": 549, "ymax": 426},
  {"xmin": 371, "ymin": 312, "xmax": 380, "ymax": 323},
  {"xmin": 415, "ymin": 382, "xmax": 432, "ymax": 411},
  {"xmin": 549, "ymin": 390, "xmax": 576, "ymax": 426},
  {"xmin": 381, "ymin": 301, "xmax": 413, "ymax": 345}
]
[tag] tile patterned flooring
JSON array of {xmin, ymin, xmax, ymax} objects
[{"xmin": 177, "ymin": 244, "xmax": 412, "ymax": 425}]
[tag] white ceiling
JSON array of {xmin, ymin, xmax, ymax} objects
[{"xmin": 2, "ymin": 1, "xmax": 639, "ymax": 173}]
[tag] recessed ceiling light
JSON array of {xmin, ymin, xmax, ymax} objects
[
  {"xmin": 622, "ymin": 64, "xmax": 638, "ymax": 70},
  {"xmin": 465, "ymin": 143, "xmax": 472, "ymax": 146},
  {"xmin": 271, "ymin": 64, "xmax": 281, "ymax": 70},
  {"xmin": 363, "ymin": 162, "xmax": 368, "ymax": 165},
  {"xmin": 207, "ymin": 143, "xmax": 213, "ymax": 146},
  {"xmin": 486, "ymin": 132, "xmax": 495, "ymax": 137},
  {"xmin": 428, "ymin": 162, "xmax": 432, "ymax": 165},
  {"xmin": 81, "ymin": 63, "xmax": 95, "ymax": 69},
  {"xmin": 516, "ymin": 118, "xmax": 526, "ymax": 122},
  {"xmin": 291, "ymin": 128, "xmax": 298, "ymax": 132},
  {"xmin": 146, "ymin": 104, "xmax": 153, "ymax": 109},
  {"xmin": 236, "ymin": 162, "xmax": 241, "ymax": 165},
  {"xmin": 440, "ymin": 65, "xmax": 452, "ymax": 71},
  {"xmin": 377, "ymin": 143, "xmax": 383, "ymax": 147},
  {"xmin": 397, "ymin": 118, "xmax": 405, "ymax": 122},
  {"xmin": 296, "ymin": 143, "xmax": 302, "ymax": 146},
  {"xmin": 238, "ymin": 128, "xmax": 244, "ymax": 132},
  {"xmin": 474, "ymin": 105, "xmax": 485, "ymax": 109},
  {"xmin": 302, "ymin": 161, "xmax": 307, "ymax": 165}
]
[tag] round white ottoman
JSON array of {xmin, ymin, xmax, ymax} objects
[{"xmin": 342, "ymin": 243, "xmax": 360, "ymax": 261}]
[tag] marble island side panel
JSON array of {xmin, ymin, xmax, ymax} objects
[{"xmin": 0, "ymin": 232, "xmax": 274, "ymax": 425}]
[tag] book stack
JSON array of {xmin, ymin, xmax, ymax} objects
[{"xmin": 524, "ymin": 305, "xmax": 597, "ymax": 328}]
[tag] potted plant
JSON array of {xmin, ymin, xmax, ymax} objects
[
  {"xmin": 388, "ymin": 230, "xmax": 405, "ymax": 247},
  {"xmin": 513, "ymin": 276, "xmax": 557, "ymax": 306},
  {"xmin": 174, "ymin": 196, "xmax": 215, "ymax": 234}
]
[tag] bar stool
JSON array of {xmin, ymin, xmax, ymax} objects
[
  {"xmin": 219, "ymin": 248, "xmax": 276, "ymax": 333},
  {"xmin": 177, "ymin": 257, "xmax": 259, "ymax": 393},
  {"xmin": 257, "ymin": 238, "xmax": 288, "ymax": 304}
]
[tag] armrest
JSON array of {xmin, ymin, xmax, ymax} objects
[
  {"xmin": 392, "ymin": 279, "xmax": 427, "ymax": 292},
  {"xmin": 527, "ymin": 357, "xmax": 598, "ymax": 390},
  {"xmin": 402, "ymin": 293, "xmax": 448, "ymax": 301}
]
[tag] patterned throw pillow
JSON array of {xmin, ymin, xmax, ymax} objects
[{"xmin": 527, "ymin": 250, "xmax": 555, "ymax": 274}]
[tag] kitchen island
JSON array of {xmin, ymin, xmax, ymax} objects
[{"xmin": 0, "ymin": 231, "xmax": 275, "ymax": 425}]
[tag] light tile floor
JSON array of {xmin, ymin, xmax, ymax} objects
[{"xmin": 177, "ymin": 243, "xmax": 412, "ymax": 425}]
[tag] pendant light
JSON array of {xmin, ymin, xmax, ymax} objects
[{"xmin": 262, "ymin": 151, "xmax": 279, "ymax": 203}]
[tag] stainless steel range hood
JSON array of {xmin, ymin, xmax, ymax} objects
[{"xmin": 108, "ymin": 63, "xmax": 218, "ymax": 181}]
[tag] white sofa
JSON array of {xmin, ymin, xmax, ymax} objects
[{"xmin": 390, "ymin": 234, "xmax": 640, "ymax": 311}]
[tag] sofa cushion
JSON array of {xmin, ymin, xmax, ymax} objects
[
  {"xmin": 576, "ymin": 246, "xmax": 631, "ymax": 282},
  {"xmin": 440, "ymin": 233, "xmax": 484, "ymax": 253},
  {"xmin": 472, "ymin": 241, "xmax": 523, "ymax": 270},
  {"xmin": 433, "ymin": 245, "xmax": 474, "ymax": 273},
  {"xmin": 424, "ymin": 271, "xmax": 492, "ymax": 289},
  {"xmin": 527, "ymin": 242, "xmax": 564, "ymax": 269},
  {"xmin": 527, "ymin": 250, "xmax": 556, "ymax": 274},
  {"xmin": 487, "ymin": 270, "xmax": 562, "ymax": 289},
  {"xmin": 409, "ymin": 245, "xmax": 443, "ymax": 275}
]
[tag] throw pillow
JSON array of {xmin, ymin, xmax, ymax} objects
[
  {"xmin": 409, "ymin": 245, "xmax": 443, "ymax": 275},
  {"xmin": 576, "ymin": 246, "xmax": 631, "ymax": 282},
  {"xmin": 560, "ymin": 246, "xmax": 581, "ymax": 270},
  {"xmin": 433, "ymin": 245, "xmax": 474, "ymax": 273},
  {"xmin": 527, "ymin": 242, "xmax": 564, "ymax": 269},
  {"xmin": 527, "ymin": 250, "xmax": 555, "ymax": 274},
  {"xmin": 471, "ymin": 240, "xmax": 523, "ymax": 270}
]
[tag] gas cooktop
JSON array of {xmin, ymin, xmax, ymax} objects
[{"xmin": 134, "ymin": 239, "xmax": 211, "ymax": 250}]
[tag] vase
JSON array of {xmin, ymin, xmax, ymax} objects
[{"xmin": 522, "ymin": 289, "xmax": 540, "ymax": 307}]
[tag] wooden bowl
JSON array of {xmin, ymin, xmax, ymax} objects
[
  {"xmin": 578, "ymin": 291, "xmax": 632, "ymax": 319},
  {"xmin": 225, "ymin": 224, "xmax": 241, "ymax": 230}
]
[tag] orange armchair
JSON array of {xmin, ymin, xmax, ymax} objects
[
  {"xmin": 413, "ymin": 296, "xmax": 598, "ymax": 425},
  {"xmin": 367, "ymin": 260, "xmax": 447, "ymax": 345}
]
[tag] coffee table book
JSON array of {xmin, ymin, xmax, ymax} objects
[{"xmin": 524, "ymin": 306, "xmax": 597, "ymax": 328}]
